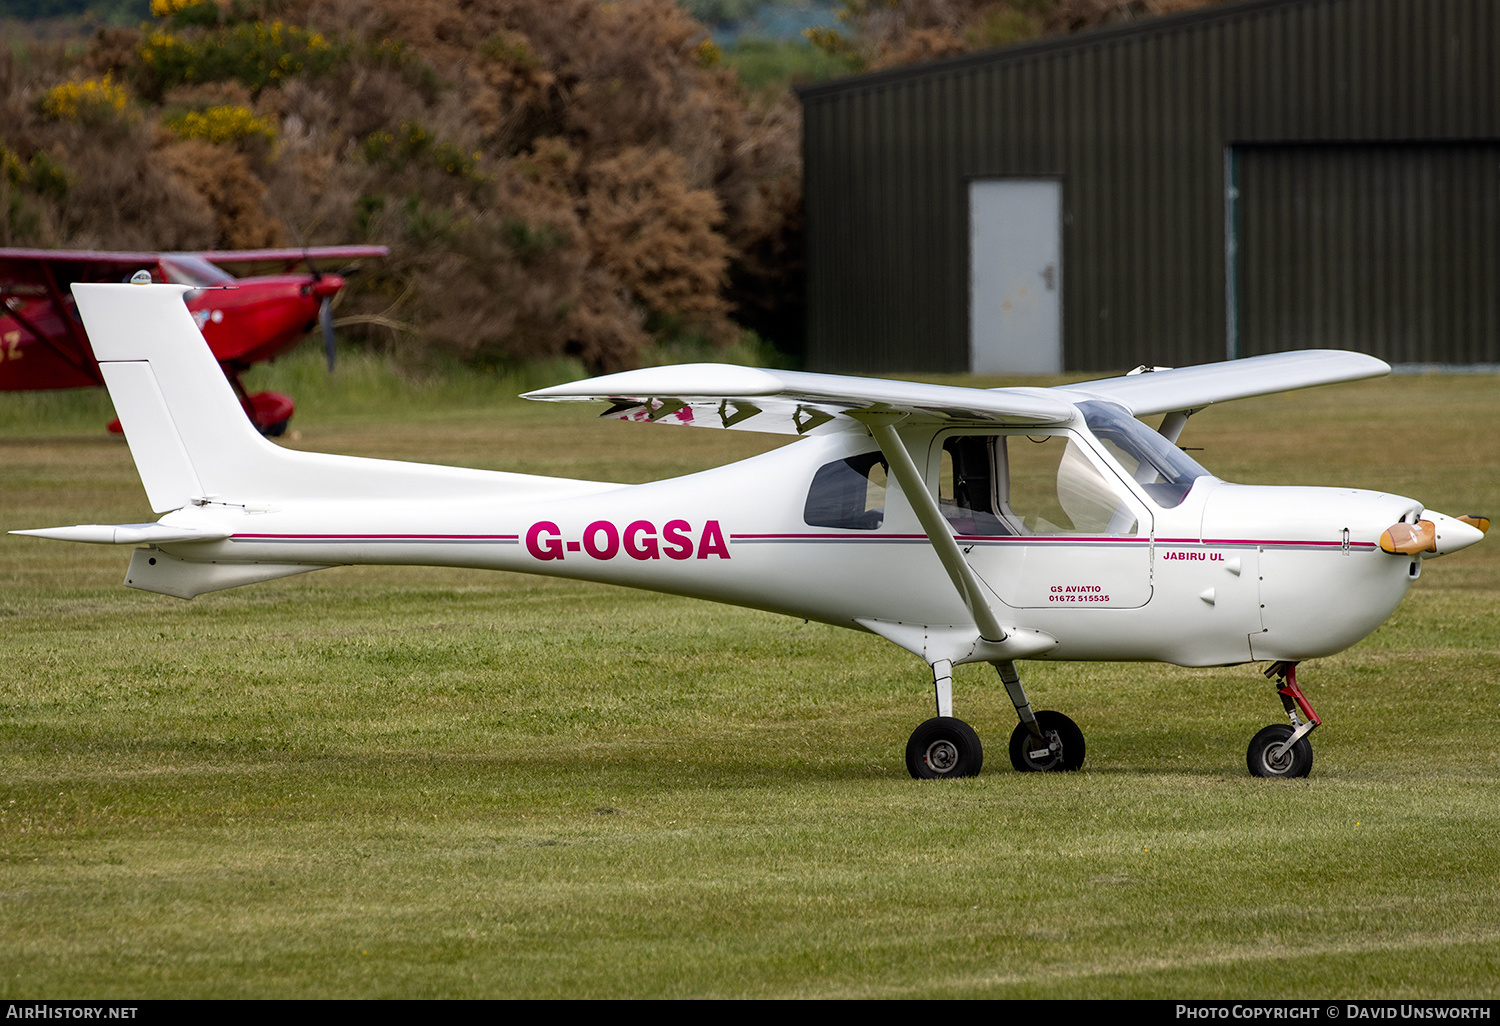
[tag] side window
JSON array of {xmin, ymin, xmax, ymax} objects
[
  {"xmin": 804, "ymin": 452, "xmax": 888, "ymax": 529},
  {"xmin": 938, "ymin": 433, "xmax": 1139, "ymax": 536}
]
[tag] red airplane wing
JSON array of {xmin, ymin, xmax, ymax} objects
[
  {"xmin": 0, "ymin": 248, "xmax": 164, "ymax": 288},
  {"xmin": 0, "ymin": 249, "xmax": 159, "ymax": 390},
  {"xmin": 191, "ymin": 245, "xmax": 389, "ymax": 273}
]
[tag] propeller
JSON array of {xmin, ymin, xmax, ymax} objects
[
  {"xmin": 1378, "ymin": 519, "xmax": 1436, "ymax": 555},
  {"xmin": 319, "ymin": 294, "xmax": 336, "ymax": 372},
  {"xmin": 302, "ymin": 248, "xmax": 343, "ymax": 372}
]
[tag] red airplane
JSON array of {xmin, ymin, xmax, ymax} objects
[{"xmin": 0, "ymin": 246, "xmax": 387, "ymax": 434}]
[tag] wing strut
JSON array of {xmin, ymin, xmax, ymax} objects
[{"xmin": 860, "ymin": 414, "xmax": 1007, "ymax": 644}]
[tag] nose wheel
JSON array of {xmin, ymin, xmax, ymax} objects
[
  {"xmin": 1247, "ymin": 723, "xmax": 1313, "ymax": 777},
  {"xmin": 1247, "ymin": 661, "xmax": 1319, "ymax": 778}
]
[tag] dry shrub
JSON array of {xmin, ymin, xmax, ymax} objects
[
  {"xmin": 584, "ymin": 146, "xmax": 732, "ymax": 337},
  {"xmin": 277, "ymin": 0, "xmax": 794, "ymax": 368},
  {"xmin": 821, "ymin": 0, "xmax": 1228, "ymax": 71},
  {"xmin": 84, "ymin": 28, "xmax": 142, "ymax": 80},
  {"xmin": 156, "ymin": 137, "xmax": 283, "ymax": 248},
  {"xmin": 1041, "ymin": 0, "xmax": 1221, "ymax": 33}
]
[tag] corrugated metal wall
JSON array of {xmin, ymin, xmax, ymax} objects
[
  {"xmin": 801, "ymin": 0, "xmax": 1500, "ymax": 372},
  {"xmin": 1234, "ymin": 143, "xmax": 1500, "ymax": 364}
]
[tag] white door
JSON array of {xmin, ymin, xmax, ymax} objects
[{"xmin": 969, "ymin": 179, "xmax": 1062, "ymax": 375}]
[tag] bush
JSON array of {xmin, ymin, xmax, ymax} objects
[
  {"xmin": 150, "ymin": 0, "xmax": 222, "ymax": 28},
  {"xmin": 362, "ymin": 121, "xmax": 486, "ymax": 186},
  {"xmin": 138, "ymin": 20, "xmax": 341, "ymax": 96},
  {"xmin": 38, "ymin": 75, "xmax": 133, "ymax": 124},
  {"xmin": 163, "ymin": 103, "xmax": 275, "ymax": 144}
]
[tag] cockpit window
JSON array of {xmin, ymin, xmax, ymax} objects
[
  {"xmin": 1076, "ymin": 401, "xmax": 1210, "ymax": 508},
  {"xmin": 804, "ymin": 451, "xmax": 888, "ymax": 529},
  {"xmin": 939, "ymin": 434, "xmax": 1139, "ymax": 537}
]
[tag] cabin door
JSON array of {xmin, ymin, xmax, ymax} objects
[{"xmin": 931, "ymin": 431, "xmax": 1153, "ymax": 609}]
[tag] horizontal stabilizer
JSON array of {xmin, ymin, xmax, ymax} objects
[
  {"xmin": 523, "ymin": 363, "xmax": 1075, "ymax": 435},
  {"xmin": 10, "ymin": 523, "xmax": 231, "ymax": 545},
  {"xmin": 1053, "ymin": 350, "xmax": 1390, "ymax": 417}
]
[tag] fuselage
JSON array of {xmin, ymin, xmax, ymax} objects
[{"xmin": 150, "ymin": 415, "xmax": 1422, "ymax": 668}]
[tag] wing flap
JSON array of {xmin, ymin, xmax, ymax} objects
[
  {"xmin": 524, "ymin": 363, "xmax": 1075, "ymax": 435},
  {"xmin": 1052, "ymin": 350, "xmax": 1389, "ymax": 416}
]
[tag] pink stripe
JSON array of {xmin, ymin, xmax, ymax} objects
[
  {"xmin": 232, "ymin": 533, "xmax": 519, "ymax": 540},
  {"xmin": 730, "ymin": 532, "xmax": 927, "ymax": 540},
  {"xmin": 730, "ymin": 533, "xmax": 1374, "ymax": 547}
]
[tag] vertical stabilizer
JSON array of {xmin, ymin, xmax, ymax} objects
[
  {"xmin": 71, "ymin": 281, "xmax": 598, "ymax": 507},
  {"xmin": 75, "ymin": 283, "xmax": 277, "ymax": 511}
]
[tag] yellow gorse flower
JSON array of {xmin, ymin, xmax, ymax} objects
[
  {"xmin": 40, "ymin": 76, "xmax": 131, "ymax": 122},
  {"xmin": 150, "ymin": 0, "xmax": 207, "ymax": 18},
  {"xmin": 164, "ymin": 104, "xmax": 275, "ymax": 145}
]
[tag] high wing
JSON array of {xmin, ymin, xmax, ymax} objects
[
  {"xmin": 522, "ymin": 363, "xmax": 1075, "ymax": 435},
  {"xmin": 0, "ymin": 249, "xmax": 150, "ymax": 388},
  {"xmin": 1050, "ymin": 350, "xmax": 1390, "ymax": 417},
  {"xmin": 0, "ymin": 248, "xmax": 164, "ymax": 291},
  {"xmin": 0, "ymin": 246, "xmax": 390, "ymax": 286},
  {"xmin": 523, "ymin": 351, "xmax": 1390, "ymax": 435}
]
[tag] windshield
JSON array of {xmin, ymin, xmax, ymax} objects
[
  {"xmin": 159, "ymin": 254, "xmax": 237, "ymax": 288},
  {"xmin": 1077, "ymin": 401, "xmax": 1210, "ymax": 508}
]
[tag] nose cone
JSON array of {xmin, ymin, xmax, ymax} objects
[
  {"xmin": 1430, "ymin": 510, "xmax": 1487, "ymax": 556},
  {"xmin": 308, "ymin": 274, "xmax": 345, "ymax": 300},
  {"xmin": 1380, "ymin": 510, "xmax": 1487, "ymax": 557}
]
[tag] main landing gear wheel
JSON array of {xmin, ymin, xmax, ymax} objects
[
  {"xmin": 1246, "ymin": 724, "xmax": 1313, "ymax": 778},
  {"xmin": 1008, "ymin": 710, "xmax": 1086, "ymax": 772},
  {"xmin": 906, "ymin": 717, "xmax": 984, "ymax": 779}
]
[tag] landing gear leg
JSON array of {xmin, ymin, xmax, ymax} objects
[
  {"xmin": 905, "ymin": 659, "xmax": 984, "ymax": 779},
  {"xmin": 997, "ymin": 660, "xmax": 1085, "ymax": 772},
  {"xmin": 1247, "ymin": 661, "xmax": 1318, "ymax": 778}
]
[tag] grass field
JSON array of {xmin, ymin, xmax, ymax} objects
[{"xmin": 2, "ymin": 356, "xmax": 1498, "ymax": 998}]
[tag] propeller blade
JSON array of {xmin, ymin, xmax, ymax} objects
[
  {"xmin": 1457, "ymin": 514, "xmax": 1490, "ymax": 535},
  {"xmin": 320, "ymin": 296, "xmax": 336, "ymax": 372},
  {"xmin": 1379, "ymin": 519, "xmax": 1436, "ymax": 555}
]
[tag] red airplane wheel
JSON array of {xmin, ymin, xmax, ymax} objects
[{"xmin": 245, "ymin": 391, "xmax": 295, "ymax": 436}]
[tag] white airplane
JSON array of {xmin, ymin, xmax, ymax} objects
[{"xmin": 14, "ymin": 283, "xmax": 1490, "ymax": 779}]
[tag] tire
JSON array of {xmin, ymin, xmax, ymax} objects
[
  {"xmin": 1009, "ymin": 710, "xmax": 1086, "ymax": 772},
  {"xmin": 1246, "ymin": 724, "xmax": 1313, "ymax": 778},
  {"xmin": 906, "ymin": 717, "xmax": 984, "ymax": 779}
]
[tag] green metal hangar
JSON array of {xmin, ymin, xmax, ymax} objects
[{"xmin": 799, "ymin": 0, "xmax": 1500, "ymax": 374}]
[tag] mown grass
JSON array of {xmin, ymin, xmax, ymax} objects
[{"xmin": 1, "ymin": 358, "xmax": 1497, "ymax": 998}]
